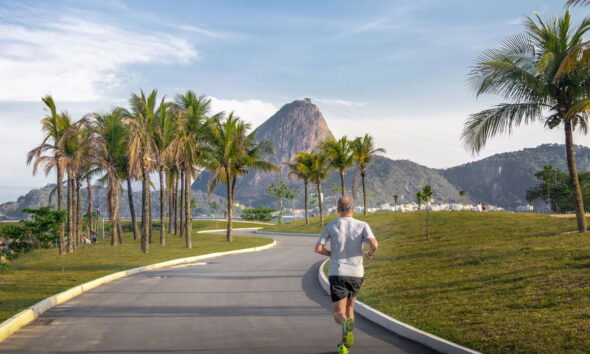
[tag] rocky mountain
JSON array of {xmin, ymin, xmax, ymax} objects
[
  {"xmin": 194, "ymin": 98, "xmax": 334, "ymax": 206},
  {"xmin": 442, "ymin": 144, "xmax": 590, "ymax": 209}
]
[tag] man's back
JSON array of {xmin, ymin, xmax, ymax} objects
[{"xmin": 318, "ymin": 216, "xmax": 375, "ymax": 277}]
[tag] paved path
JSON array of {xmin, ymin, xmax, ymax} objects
[{"xmin": 0, "ymin": 232, "xmax": 434, "ymax": 353}]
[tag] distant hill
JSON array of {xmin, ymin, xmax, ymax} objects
[
  {"xmin": 442, "ymin": 144, "xmax": 590, "ymax": 209},
  {"xmin": 0, "ymin": 184, "xmax": 222, "ymax": 221}
]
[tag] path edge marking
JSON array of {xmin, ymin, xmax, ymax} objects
[
  {"xmin": 318, "ymin": 259, "xmax": 480, "ymax": 354},
  {"xmin": 0, "ymin": 230, "xmax": 276, "ymax": 343}
]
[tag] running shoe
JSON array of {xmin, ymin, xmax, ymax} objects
[
  {"xmin": 337, "ymin": 344, "xmax": 350, "ymax": 354},
  {"xmin": 342, "ymin": 318, "xmax": 355, "ymax": 347}
]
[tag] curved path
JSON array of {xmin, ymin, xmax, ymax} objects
[{"xmin": 0, "ymin": 231, "xmax": 434, "ymax": 353}]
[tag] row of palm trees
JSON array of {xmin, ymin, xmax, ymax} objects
[
  {"xmin": 27, "ymin": 90, "xmax": 278, "ymax": 254},
  {"xmin": 285, "ymin": 134, "xmax": 384, "ymax": 225}
]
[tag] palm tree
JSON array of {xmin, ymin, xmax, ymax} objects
[
  {"xmin": 284, "ymin": 152, "xmax": 314, "ymax": 225},
  {"xmin": 351, "ymin": 134, "xmax": 385, "ymax": 217},
  {"xmin": 167, "ymin": 91, "xmax": 213, "ymax": 248},
  {"xmin": 463, "ymin": 11, "xmax": 590, "ymax": 233},
  {"xmin": 308, "ymin": 152, "xmax": 331, "ymax": 226},
  {"xmin": 154, "ymin": 98, "xmax": 175, "ymax": 246},
  {"xmin": 567, "ymin": 0, "xmax": 590, "ymax": 5},
  {"xmin": 205, "ymin": 113, "xmax": 278, "ymax": 241},
  {"xmin": 124, "ymin": 89, "xmax": 158, "ymax": 253},
  {"xmin": 321, "ymin": 137, "xmax": 353, "ymax": 196},
  {"xmin": 26, "ymin": 96, "xmax": 68, "ymax": 254},
  {"xmin": 92, "ymin": 110, "xmax": 127, "ymax": 246}
]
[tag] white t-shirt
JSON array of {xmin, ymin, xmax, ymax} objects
[{"xmin": 317, "ymin": 217, "xmax": 376, "ymax": 277}]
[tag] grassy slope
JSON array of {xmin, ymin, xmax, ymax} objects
[
  {"xmin": 264, "ymin": 212, "xmax": 590, "ymax": 353},
  {"xmin": 0, "ymin": 221, "xmax": 270, "ymax": 323}
]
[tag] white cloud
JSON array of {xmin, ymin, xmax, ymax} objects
[
  {"xmin": 208, "ymin": 97, "xmax": 277, "ymax": 128},
  {"xmin": 313, "ymin": 97, "xmax": 365, "ymax": 107},
  {"xmin": 0, "ymin": 11, "xmax": 197, "ymax": 102}
]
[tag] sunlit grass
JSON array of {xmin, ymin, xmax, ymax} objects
[
  {"xmin": 0, "ymin": 220, "xmax": 270, "ymax": 323},
  {"xmin": 264, "ymin": 211, "xmax": 590, "ymax": 353}
]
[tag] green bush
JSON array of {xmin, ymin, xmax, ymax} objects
[{"xmin": 241, "ymin": 206, "xmax": 277, "ymax": 222}]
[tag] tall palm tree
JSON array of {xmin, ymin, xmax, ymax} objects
[
  {"xmin": 351, "ymin": 134, "xmax": 385, "ymax": 217},
  {"xmin": 167, "ymin": 91, "xmax": 212, "ymax": 248},
  {"xmin": 154, "ymin": 99, "xmax": 175, "ymax": 246},
  {"xmin": 308, "ymin": 152, "xmax": 331, "ymax": 226},
  {"xmin": 463, "ymin": 11, "xmax": 590, "ymax": 233},
  {"xmin": 284, "ymin": 152, "xmax": 314, "ymax": 225},
  {"xmin": 26, "ymin": 96, "xmax": 68, "ymax": 254},
  {"xmin": 321, "ymin": 136, "xmax": 353, "ymax": 197},
  {"xmin": 92, "ymin": 110, "xmax": 127, "ymax": 246},
  {"xmin": 205, "ymin": 113, "xmax": 278, "ymax": 242},
  {"xmin": 124, "ymin": 89, "xmax": 158, "ymax": 253}
]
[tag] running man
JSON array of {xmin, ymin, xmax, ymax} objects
[{"xmin": 315, "ymin": 197, "xmax": 379, "ymax": 354}]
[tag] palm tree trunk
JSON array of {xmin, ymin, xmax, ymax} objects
[
  {"xmin": 109, "ymin": 187, "xmax": 119, "ymax": 246},
  {"xmin": 70, "ymin": 176, "xmax": 77, "ymax": 251},
  {"xmin": 564, "ymin": 120, "xmax": 587, "ymax": 232},
  {"xmin": 361, "ymin": 172, "xmax": 367, "ymax": 217},
  {"xmin": 159, "ymin": 167, "xmax": 166, "ymax": 246},
  {"xmin": 86, "ymin": 177, "xmax": 94, "ymax": 238},
  {"xmin": 304, "ymin": 180, "xmax": 309, "ymax": 225},
  {"xmin": 226, "ymin": 171, "xmax": 233, "ymax": 242},
  {"xmin": 340, "ymin": 170, "xmax": 345, "ymax": 197},
  {"xmin": 317, "ymin": 182, "xmax": 324, "ymax": 226},
  {"xmin": 66, "ymin": 172, "xmax": 73, "ymax": 253},
  {"xmin": 173, "ymin": 173, "xmax": 178, "ymax": 235},
  {"xmin": 117, "ymin": 217, "xmax": 123, "ymax": 244},
  {"xmin": 56, "ymin": 160, "xmax": 65, "ymax": 255},
  {"xmin": 185, "ymin": 168, "xmax": 192, "ymax": 248},
  {"xmin": 127, "ymin": 179, "xmax": 139, "ymax": 240},
  {"xmin": 167, "ymin": 172, "xmax": 174, "ymax": 234},
  {"xmin": 179, "ymin": 169, "xmax": 185, "ymax": 237},
  {"xmin": 75, "ymin": 176, "xmax": 82, "ymax": 247},
  {"xmin": 141, "ymin": 162, "xmax": 149, "ymax": 253},
  {"xmin": 147, "ymin": 177, "xmax": 153, "ymax": 244}
]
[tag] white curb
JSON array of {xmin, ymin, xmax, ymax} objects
[
  {"xmin": 0, "ymin": 231, "xmax": 276, "ymax": 343},
  {"xmin": 197, "ymin": 227, "xmax": 262, "ymax": 233},
  {"xmin": 318, "ymin": 259, "xmax": 480, "ymax": 354},
  {"xmin": 255, "ymin": 230, "xmax": 321, "ymax": 236}
]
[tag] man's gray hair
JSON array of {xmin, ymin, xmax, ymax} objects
[{"xmin": 337, "ymin": 197, "xmax": 353, "ymax": 212}]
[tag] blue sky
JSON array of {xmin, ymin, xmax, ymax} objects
[{"xmin": 0, "ymin": 0, "xmax": 584, "ymax": 202}]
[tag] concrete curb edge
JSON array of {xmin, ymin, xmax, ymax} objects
[
  {"xmin": 317, "ymin": 259, "xmax": 480, "ymax": 354},
  {"xmin": 0, "ymin": 230, "xmax": 277, "ymax": 343},
  {"xmin": 255, "ymin": 230, "xmax": 321, "ymax": 237}
]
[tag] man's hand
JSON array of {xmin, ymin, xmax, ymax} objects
[
  {"xmin": 315, "ymin": 243, "xmax": 331, "ymax": 257},
  {"xmin": 363, "ymin": 250, "xmax": 373, "ymax": 259}
]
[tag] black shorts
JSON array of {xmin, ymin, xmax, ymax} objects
[{"xmin": 328, "ymin": 276, "xmax": 364, "ymax": 302}]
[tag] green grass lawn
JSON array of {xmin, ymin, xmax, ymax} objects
[
  {"xmin": 264, "ymin": 212, "xmax": 590, "ymax": 353},
  {"xmin": 0, "ymin": 220, "xmax": 270, "ymax": 323}
]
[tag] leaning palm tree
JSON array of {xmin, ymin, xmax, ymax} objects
[
  {"xmin": 321, "ymin": 136, "xmax": 354, "ymax": 197},
  {"xmin": 351, "ymin": 134, "xmax": 385, "ymax": 217},
  {"xmin": 308, "ymin": 152, "xmax": 331, "ymax": 226},
  {"xmin": 284, "ymin": 152, "xmax": 314, "ymax": 224},
  {"xmin": 26, "ymin": 96, "xmax": 69, "ymax": 254},
  {"xmin": 204, "ymin": 113, "xmax": 278, "ymax": 242},
  {"xmin": 463, "ymin": 10, "xmax": 590, "ymax": 233},
  {"xmin": 123, "ymin": 89, "xmax": 158, "ymax": 253}
]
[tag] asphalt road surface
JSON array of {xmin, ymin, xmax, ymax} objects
[{"xmin": 0, "ymin": 231, "xmax": 435, "ymax": 353}]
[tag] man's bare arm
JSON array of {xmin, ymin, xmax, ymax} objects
[
  {"xmin": 364, "ymin": 238, "xmax": 378, "ymax": 259},
  {"xmin": 315, "ymin": 243, "xmax": 331, "ymax": 257}
]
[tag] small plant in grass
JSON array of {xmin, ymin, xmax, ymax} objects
[
  {"xmin": 393, "ymin": 194, "xmax": 399, "ymax": 224},
  {"xmin": 420, "ymin": 185, "xmax": 433, "ymax": 239}
]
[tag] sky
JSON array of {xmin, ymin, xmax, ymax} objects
[{"xmin": 0, "ymin": 0, "xmax": 586, "ymax": 203}]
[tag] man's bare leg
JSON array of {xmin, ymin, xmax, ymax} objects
[
  {"xmin": 346, "ymin": 297, "xmax": 356, "ymax": 321},
  {"xmin": 332, "ymin": 298, "xmax": 347, "ymax": 325}
]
